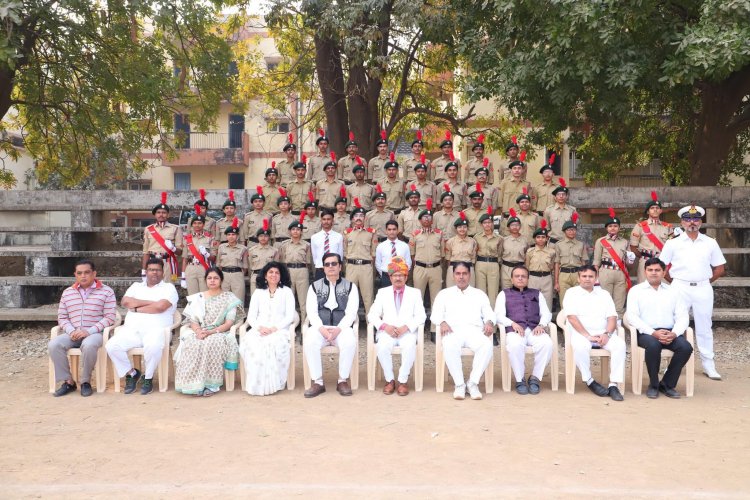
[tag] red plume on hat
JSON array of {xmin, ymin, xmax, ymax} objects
[
  {"xmin": 540, "ymin": 219, "xmax": 548, "ymax": 229},
  {"xmin": 231, "ymin": 216, "xmax": 239, "ymax": 229},
  {"xmin": 608, "ymin": 207, "xmax": 617, "ymax": 219},
  {"xmin": 558, "ymin": 177, "xmax": 567, "ymax": 188},
  {"xmin": 256, "ymin": 185, "xmax": 263, "ymax": 196},
  {"xmin": 523, "ymin": 186, "xmax": 528, "ymax": 195},
  {"xmin": 475, "ymin": 182, "xmax": 482, "ymax": 193},
  {"xmin": 509, "ymin": 208, "xmax": 518, "ymax": 218},
  {"xmin": 330, "ymin": 152, "xmax": 336, "ymax": 162},
  {"xmin": 511, "ymin": 135, "xmax": 517, "ymax": 145},
  {"xmin": 308, "ymin": 191, "xmax": 315, "ymax": 202},
  {"xmin": 263, "ymin": 218, "xmax": 269, "ymax": 231},
  {"xmin": 228, "ymin": 190, "xmax": 234, "ymax": 201},
  {"xmin": 199, "ymin": 188, "xmax": 206, "ymax": 201},
  {"xmin": 161, "ymin": 191, "xmax": 167, "ymax": 204},
  {"xmin": 443, "ymin": 183, "xmax": 451, "ymax": 192},
  {"xmin": 449, "ymin": 151, "xmax": 455, "ymax": 162},
  {"xmin": 318, "ymin": 128, "xmax": 325, "ymax": 137},
  {"xmin": 410, "ymin": 183, "xmax": 416, "ymax": 191},
  {"xmin": 420, "ymin": 153, "xmax": 426, "ymax": 164},
  {"xmin": 288, "ymin": 132, "xmax": 294, "ymax": 143},
  {"xmin": 426, "ymin": 198, "xmax": 433, "ymax": 211},
  {"xmin": 482, "ymin": 157, "xmax": 489, "ymax": 167},
  {"xmin": 193, "ymin": 202, "xmax": 201, "ymax": 212},
  {"xmin": 477, "ymin": 133, "xmax": 485, "ymax": 144},
  {"xmin": 416, "ymin": 130, "xmax": 423, "ymax": 141},
  {"xmin": 651, "ymin": 190, "xmax": 658, "ymax": 202},
  {"xmin": 459, "ymin": 210, "xmax": 466, "ymax": 221},
  {"xmin": 487, "ymin": 205, "xmax": 493, "ymax": 216},
  {"xmin": 376, "ymin": 183, "xmax": 383, "ymax": 194},
  {"xmin": 271, "ymin": 161, "xmax": 276, "ymax": 168},
  {"xmin": 279, "ymin": 187, "xmax": 287, "ymax": 197},
  {"xmin": 301, "ymin": 154, "xmax": 307, "ymax": 164},
  {"xmin": 519, "ymin": 151, "xmax": 527, "ymax": 162},
  {"xmin": 549, "ymin": 153, "xmax": 556, "ymax": 165},
  {"xmin": 354, "ymin": 197, "xmax": 362, "ymax": 208},
  {"xmin": 299, "ymin": 212, "xmax": 306, "ymax": 224},
  {"xmin": 356, "ymin": 155, "xmax": 363, "ymax": 166},
  {"xmin": 339, "ymin": 185, "xmax": 346, "ymax": 198},
  {"xmin": 389, "ymin": 151, "xmax": 395, "ymax": 162},
  {"xmin": 445, "ymin": 130, "xmax": 451, "ymax": 141},
  {"xmin": 348, "ymin": 131, "xmax": 355, "ymax": 141},
  {"xmin": 380, "ymin": 129, "xmax": 387, "ymax": 140},
  {"xmin": 571, "ymin": 212, "xmax": 579, "ymax": 223}
]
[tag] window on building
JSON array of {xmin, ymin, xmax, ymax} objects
[
  {"xmin": 266, "ymin": 59, "xmax": 279, "ymax": 72},
  {"xmin": 174, "ymin": 173, "xmax": 191, "ymax": 190},
  {"xmin": 267, "ymin": 120, "xmax": 290, "ymax": 134},
  {"xmin": 569, "ymin": 150, "xmax": 583, "ymax": 179},
  {"xmin": 228, "ymin": 172, "xmax": 245, "ymax": 189},
  {"xmin": 229, "ymin": 114, "xmax": 245, "ymax": 148},
  {"xmin": 128, "ymin": 180, "xmax": 152, "ymax": 191},
  {"xmin": 174, "ymin": 114, "xmax": 191, "ymax": 149}
]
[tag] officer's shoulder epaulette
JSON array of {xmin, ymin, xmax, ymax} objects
[
  {"xmin": 412, "ymin": 229, "xmax": 422, "ymax": 237},
  {"xmin": 345, "ymin": 228, "xmax": 354, "ymax": 234},
  {"xmin": 366, "ymin": 227, "xmax": 375, "ymax": 233},
  {"xmin": 434, "ymin": 228, "xmax": 442, "ymax": 234}
]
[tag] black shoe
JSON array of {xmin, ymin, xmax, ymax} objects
[
  {"xmin": 646, "ymin": 386, "xmax": 659, "ymax": 399},
  {"xmin": 528, "ymin": 375, "xmax": 541, "ymax": 395},
  {"xmin": 430, "ymin": 331, "xmax": 436, "ymax": 344},
  {"xmin": 54, "ymin": 381, "xmax": 76, "ymax": 397},
  {"xmin": 80, "ymin": 382, "xmax": 93, "ymax": 397},
  {"xmin": 492, "ymin": 333, "xmax": 499, "ymax": 346},
  {"xmin": 124, "ymin": 369, "xmax": 141, "ymax": 394},
  {"xmin": 587, "ymin": 380, "xmax": 609, "ymax": 397},
  {"xmin": 515, "ymin": 379, "xmax": 529, "ymax": 395},
  {"xmin": 608, "ymin": 386, "xmax": 624, "ymax": 401},
  {"xmin": 140, "ymin": 378, "xmax": 154, "ymax": 395},
  {"xmin": 659, "ymin": 384, "xmax": 681, "ymax": 399}
]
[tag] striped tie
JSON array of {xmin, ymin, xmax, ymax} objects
[
  {"xmin": 324, "ymin": 232, "xmax": 330, "ymax": 254},
  {"xmin": 391, "ymin": 241, "xmax": 396, "ymax": 257}
]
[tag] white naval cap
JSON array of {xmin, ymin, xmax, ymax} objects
[{"xmin": 677, "ymin": 205, "xmax": 705, "ymax": 218}]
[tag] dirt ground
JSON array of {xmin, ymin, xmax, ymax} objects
[{"xmin": 1, "ymin": 325, "xmax": 749, "ymax": 499}]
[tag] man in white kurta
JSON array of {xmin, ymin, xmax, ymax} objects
[
  {"xmin": 563, "ymin": 265, "xmax": 625, "ymax": 401},
  {"xmin": 367, "ymin": 257, "xmax": 426, "ymax": 395},
  {"xmin": 494, "ymin": 265, "xmax": 553, "ymax": 395},
  {"xmin": 106, "ymin": 258, "xmax": 178, "ymax": 395},
  {"xmin": 431, "ymin": 262, "xmax": 496, "ymax": 400},
  {"xmin": 659, "ymin": 204, "xmax": 726, "ymax": 380},
  {"xmin": 304, "ymin": 252, "xmax": 360, "ymax": 397}
]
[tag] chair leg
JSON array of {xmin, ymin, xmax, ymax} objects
[
  {"xmin": 415, "ymin": 345, "xmax": 424, "ymax": 392},
  {"xmin": 686, "ymin": 352, "xmax": 695, "ymax": 397},
  {"xmin": 96, "ymin": 348, "xmax": 107, "ymax": 393},
  {"xmin": 501, "ymin": 349, "xmax": 511, "ymax": 392},
  {"xmin": 565, "ymin": 343, "xmax": 575, "ymax": 394},
  {"xmin": 367, "ymin": 344, "xmax": 375, "ymax": 391},
  {"xmin": 112, "ymin": 359, "xmax": 121, "ymax": 393},
  {"xmin": 632, "ymin": 348, "xmax": 641, "ymax": 395},
  {"xmin": 351, "ymin": 344, "xmax": 359, "ymax": 390},
  {"xmin": 287, "ymin": 348, "xmax": 295, "ymax": 391},
  {"xmin": 551, "ymin": 344, "xmax": 559, "ymax": 391},
  {"xmin": 303, "ymin": 351, "xmax": 311, "ymax": 390},
  {"xmin": 159, "ymin": 352, "xmax": 169, "ymax": 392},
  {"xmin": 601, "ymin": 357, "xmax": 610, "ymax": 386},
  {"xmin": 485, "ymin": 353, "xmax": 494, "ymax": 394}
]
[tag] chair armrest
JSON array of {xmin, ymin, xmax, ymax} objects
[
  {"xmin": 685, "ymin": 326, "xmax": 695, "ymax": 346},
  {"xmin": 50, "ymin": 325, "xmax": 62, "ymax": 339},
  {"xmin": 366, "ymin": 322, "xmax": 375, "ymax": 347},
  {"xmin": 548, "ymin": 322, "xmax": 558, "ymax": 345},
  {"xmin": 417, "ymin": 324, "xmax": 424, "ymax": 349},
  {"xmin": 293, "ymin": 312, "xmax": 300, "ymax": 331}
]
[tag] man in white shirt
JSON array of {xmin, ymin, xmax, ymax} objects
[
  {"xmin": 562, "ymin": 265, "xmax": 625, "ymax": 401},
  {"xmin": 626, "ymin": 257, "xmax": 693, "ymax": 398},
  {"xmin": 431, "ymin": 262, "xmax": 496, "ymax": 400},
  {"xmin": 375, "ymin": 220, "xmax": 412, "ymax": 288},
  {"xmin": 659, "ymin": 205, "xmax": 726, "ymax": 380},
  {"xmin": 304, "ymin": 252, "xmax": 360, "ymax": 398},
  {"xmin": 310, "ymin": 209, "xmax": 344, "ymax": 281},
  {"xmin": 105, "ymin": 257, "xmax": 178, "ymax": 395},
  {"xmin": 367, "ymin": 257, "xmax": 426, "ymax": 396},
  {"xmin": 494, "ymin": 265, "xmax": 553, "ymax": 395}
]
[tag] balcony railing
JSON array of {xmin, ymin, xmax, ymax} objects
[{"xmin": 173, "ymin": 132, "xmax": 244, "ymax": 150}]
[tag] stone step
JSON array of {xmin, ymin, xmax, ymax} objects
[
  {"xmin": 0, "ymin": 249, "xmax": 141, "ymax": 257},
  {"xmin": 0, "ymin": 226, "xmax": 142, "ymax": 233}
]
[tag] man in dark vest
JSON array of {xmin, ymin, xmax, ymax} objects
[
  {"xmin": 494, "ymin": 265, "xmax": 553, "ymax": 395},
  {"xmin": 303, "ymin": 252, "xmax": 360, "ymax": 398}
]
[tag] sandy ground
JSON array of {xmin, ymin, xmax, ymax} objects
[{"xmin": 1, "ymin": 325, "xmax": 749, "ymax": 499}]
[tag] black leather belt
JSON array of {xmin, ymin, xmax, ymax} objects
[
  {"xmin": 247, "ymin": 237, "xmax": 259, "ymax": 244},
  {"xmin": 148, "ymin": 252, "xmax": 168, "ymax": 259},
  {"xmin": 560, "ymin": 266, "xmax": 579, "ymax": 273},
  {"xmin": 346, "ymin": 259, "xmax": 372, "ymax": 265},
  {"xmin": 378, "ymin": 236, "xmax": 388, "ymax": 242},
  {"xmin": 529, "ymin": 271, "xmax": 551, "ymax": 277},
  {"xmin": 275, "ymin": 236, "xmax": 290, "ymax": 241},
  {"xmin": 600, "ymin": 261, "xmax": 620, "ymax": 270},
  {"xmin": 549, "ymin": 238, "xmax": 559, "ymax": 244},
  {"xmin": 450, "ymin": 261, "xmax": 472, "ymax": 268},
  {"xmin": 415, "ymin": 261, "xmax": 441, "ymax": 268},
  {"xmin": 640, "ymin": 249, "xmax": 657, "ymax": 258},
  {"xmin": 286, "ymin": 263, "xmax": 307, "ymax": 269},
  {"xmin": 502, "ymin": 260, "xmax": 523, "ymax": 267},
  {"xmin": 476, "ymin": 256, "xmax": 499, "ymax": 263},
  {"xmin": 221, "ymin": 267, "xmax": 243, "ymax": 273}
]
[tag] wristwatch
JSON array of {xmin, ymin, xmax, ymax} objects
[{"xmin": 606, "ymin": 331, "xmax": 615, "ymax": 338}]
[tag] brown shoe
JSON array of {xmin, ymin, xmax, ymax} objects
[
  {"xmin": 336, "ymin": 380, "xmax": 353, "ymax": 396},
  {"xmin": 304, "ymin": 382, "xmax": 326, "ymax": 398},
  {"xmin": 383, "ymin": 380, "xmax": 396, "ymax": 395},
  {"xmin": 397, "ymin": 382, "xmax": 409, "ymax": 396}
]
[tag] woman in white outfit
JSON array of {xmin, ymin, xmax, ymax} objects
[{"xmin": 239, "ymin": 262, "xmax": 295, "ymax": 395}]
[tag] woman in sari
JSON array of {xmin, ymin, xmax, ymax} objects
[
  {"xmin": 240, "ymin": 261, "xmax": 295, "ymax": 395},
  {"xmin": 174, "ymin": 268, "xmax": 243, "ymax": 396}
]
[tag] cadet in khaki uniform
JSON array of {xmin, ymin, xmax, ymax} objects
[
  {"xmin": 381, "ymin": 155, "xmax": 406, "ymax": 213},
  {"xmin": 543, "ymin": 179, "xmax": 576, "ymax": 244},
  {"xmin": 532, "ymin": 159, "xmax": 559, "ymax": 214},
  {"xmin": 474, "ymin": 208, "xmax": 502, "ymax": 303},
  {"xmin": 444, "ymin": 158, "xmax": 467, "ymax": 209},
  {"xmin": 242, "ymin": 190, "xmax": 272, "ymax": 246},
  {"xmin": 444, "ymin": 212, "xmax": 478, "ymax": 287},
  {"xmin": 276, "ymin": 133, "xmax": 297, "ymax": 187},
  {"xmin": 467, "ymin": 165, "xmax": 499, "ymax": 210},
  {"xmin": 344, "ymin": 207, "xmax": 378, "ymax": 315},
  {"xmin": 216, "ymin": 219, "xmax": 248, "ymax": 304},
  {"xmin": 499, "ymin": 157, "xmax": 532, "ymax": 214},
  {"xmin": 271, "ymin": 190, "xmax": 295, "ymax": 246},
  {"xmin": 402, "ymin": 130, "xmax": 427, "ymax": 183},
  {"xmin": 554, "ymin": 214, "xmax": 587, "ymax": 306},
  {"xmin": 261, "ymin": 166, "xmax": 283, "ymax": 214},
  {"xmin": 434, "ymin": 188, "xmax": 459, "ymax": 240},
  {"xmin": 430, "ymin": 131, "xmax": 458, "ymax": 184},
  {"xmin": 338, "ymin": 132, "xmax": 359, "ymax": 184},
  {"xmin": 288, "ymin": 158, "xmax": 314, "ymax": 214},
  {"xmin": 500, "ymin": 211, "xmax": 528, "ymax": 289},
  {"xmin": 409, "ymin": 206, "xmax": 443, "ymax": 339},
  {"xmin": 332, "ymin": 187, "xmax": 351, "ymax": 234},
  {"xmin": 411, "ymin": 158, "xmax": 437, "ymax": 210},
  {"xmin": 398, "ymin": 186, "xmax": 422, "ymax": 243},
  {"xmin": 365, "ymin": 188, "xmax": 395, "ymax": 242},
  {"xmin": 316, "ymin": 156, "xmax": 345, "ymax": 211},
  {"xmin": 180, "ymin": 216, "xmax": 214, "ymax": 295},
  {"xmin": 505, "ymin": 191, "xmax": 540, "ymax": 245},
  {"xmin": 142, "ymin": 192, "xmax": 183, "ymax": 283},
  {"xmin": 307, "ymin": 130, "xmax": 330, "ymax": 183},
  {"xmin": 368, "ymin": 132, "xmax": 390, "ymax": 184},
  {"xmin": 464, "ymin": 135, "xmax": 495, "ymax": 185},
  {"xmin": 275, "ymin": 216, "xmax": 311, "ymax": 328},
  {"xmin": 301, "ymin": 195, "xmax": 321, "ymax": 241},
  {"xmin": 214, "ymin": 191, "xmax": 237, "ymax": 244},
  {"xmin": 594, "ymin": 208, "xmax": 636, "ymax": 318},
  {"xmin": 525, "ymin": 221, "xmax": 556, "ymax": 310},
  {"xmin": 504, "ymin": 136, "xmax": 527, "ymax": 180},
  {"xmin": 248, "ymin": 222, "xmax": 277, "ymax": 296},
  {"xmin": 629, "ymin": 191, "xmax": 673, "ymax": 283},
  {"xmin": 463, "ymin": 187, "xmax": 485, "ymax": 237},
  {"xmin": 347, "ymin": 161, "xmax": 374, "ymax": 211},
  {"xmin": 188, "ymin": 189, "xmax": 217, "ymax": 236}
]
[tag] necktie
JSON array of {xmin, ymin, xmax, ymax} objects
[
  {"xmin": 394, "ymin": 289, "xmax": 402, "ymax": 313},
  {"xmin": 324, "ymin": 232, "xmax": 330, "ymax": 253},
  {"xmin": 391, "ymin": 241, "xmax": 396, "ymax": 257}
]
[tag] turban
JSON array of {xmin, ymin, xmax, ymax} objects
[{"xmin": 387, "ymin": 256, "xmax": 409, "ymax": 276}]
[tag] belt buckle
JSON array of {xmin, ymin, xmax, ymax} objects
[{"xmin": 690, "ymin": 282, "xmax": 697, "ymax": 286}]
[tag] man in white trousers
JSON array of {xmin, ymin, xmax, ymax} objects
[
  {"xmin": 494, "ymin": 265, "xmax": 553, "ymax": 395},
  {"xmin": 563, "ymin": 265, "xmax": 626, "ymax": 401},
  {"xmin": 304, "ymin": 252, "xmax": 360, "ymax": 398},
  {"xmin": 367, "ymin": 257, "xmax": 426, "ymax": 396},
  {"xmin": 659, "ymin": 205, "xmax": 726, "ymax": 380},
  {"xmin": 431, "ymin": 262, "xmax": 496, "ymax": 400},
  {"xmin": 106, "ymin": 257, "xmax": 178, "ymax": 395}
]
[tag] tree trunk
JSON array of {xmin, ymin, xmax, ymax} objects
[
  {"xmin": 689, "ymin": 65, "xmax": 750, "ymax": 185},
  {"xmin": 347, "ymin": 63, "xmax": 374, "ymax": 158},
  {"xmin": 0, "ymin": 67, "xmax": 14, "ymax": 122},
  {"xmin": 314, "ymin": 34, "xmax": 349, "ymax": 156}
]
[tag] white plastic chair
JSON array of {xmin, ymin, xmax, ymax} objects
[
  {"xmin": 366, "ymin": 323, "xmax": 424, "ymax": 391},
  {"xmin": 236, "ymin": 312, "xmax": 300, "ymax": 392},
  {"xmin": 499, "ymin": 322, "xmax": 559, "ymax": 392},
  {"xmin": 302, "ymin": 317, "xmax": 360, "ymax": 390},
  {"xmin": 435, "ymin": 325, "xmax": 494, "ymax": 393}
]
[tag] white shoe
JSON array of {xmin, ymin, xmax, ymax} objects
[
  {"xmin": 702, "ymin": 360, "xmax": 722, "ymax": 380},
  {"xmin": 453, "ymin": 384, "xmax": 466, "ymax": 400},
  {"xmin": 467, "ymin": 382, "xmax": 483, "ymax": 400}
]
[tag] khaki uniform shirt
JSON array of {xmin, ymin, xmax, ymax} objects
[
  {"xmin": 271, "ymin": 212, "xmax": 295, "ymax": 241},
  {"xmin": 332, "ymin": 213, "xmax": 351, "ymax": 234},
  {"xmin": 316, "ymin": 178, "xmax": 346, "ymax": 209},
  {"xmin": 411, "ymin": 180, "xmax": 437, "ymax": 210},
  {"xmin": 274, "ymin": 239, "xmax": 311, "ymax": 265},
  {"xmin": 526, "ymin": 245, "xmax": 556, "ymax": 273},
  {"xmin": 474, "ymin": 232, "xmax": 502, "ymax": 258},
  {"xmin": 276, "ymin": 159, "xmax": 296, "ymax": 187},
  {"xmin": 555, "ymin": 238, "xmax": 587, "ymax": 268},
  {"xmin": 445, "ymin": 235, "xmax": 477, "ymax": 263},
  {"xmin": 241, "ymin": 210, "xmax": 272, "ymax": 244},
  {"xmin": 347, "ymin": 182, "xmax": 374, "ymax": 211},
  {"xmin": 143, "ymin": 222, "xmax": 183, "ymax": 255},
  {"xmin": 397, "ymin": 207, "xmax": 421, "ymax": 239},
  {"xmin": 532, "ymin": 181, "xmax": 559, "ymax": 212},
  {"xmin": 307, "ymin": 152, "xmax": 330, "ymax": 182},
  {"xmin": 337, "ymin": 155, "xmax": 358, "ymax": 183},
  {"xmin": 187, "ymin": 216, "xmax": 216, "ymax": 237},
  {"xmin": 463, "ymin": 207, "xmax": 485, "ymax": 236},
  {"xmin": 215, "ymin": 243, "xmax": 248, "ymax": 270},
  {"xmin": 433, "ymin": 210, "xmax": 458, "ymax": 240},
  {"xmin": 503, "ymin": 211, "xmax": 540, "ymax": 245},
  {"xmin": 364, "ymin": 209, "xmax": 395, "ymax": 239},
  {"xmin": 382, "ymin": 178, "xmax": 406, "ymax": 212},
  {"xmin": 409, "ymin": 228, "xmax": 443, "ymax": 263},
  {"xmin": 594, "ymin": 235, "xmax": 629, "ymax": 269},
  {"xmin": 183, "ymin": 231, "xmax": 214, "ymax": 265},
  {"xmin": 430, "ymin": 156, "xmax": 458, "ymax": 184},
  {"xmin": 629, "ymin": 219, "xmax": 672, "ymax": 257},
  {"xmin": 248, "ymin": 243, "xmax": 276, "ymax": 272},
  {"xmin": 302, "ymin": 216, "xmax": 321, "ymax": 241},
  {"xmin": 543, "ymin": 204, "xmax": 577, "ymax": 241},
  {"xmin": 214, "ymin": 217, "xmax": 235, "ymax": 244},
  {"xmin": 499, "ymin": 178, "xmax": 532, "ymax": 213},
  {"xmin": 501, "ymin": 234, "xmax": 527, "ymax": 264},
  {"xmin": 402, "ymin": 157, "xmax": 428, "ymax": 183},
  {"xmin": 467, "ymin": 183, "xmax": 500, "ymax": 211},
  {"xmin": 287, "ymin": 180, "xmax": 314, "ymax": 212},
  {"xmin": 368, "ymin": 155, "xmax": 389, "ymax": 184},
  {"xmin": 444, "ymin": 181, "xmax": 467, "ymax": 209},
  {"xmin": 344, "ymin": 227, "xmax": 377, "ymax": 260},
  {"xmin": 464, "ymin": 158, "xmax": 495, "ymax": 185},
  {"xmin": 261, "ymin": 183, "xmax": 283, "ymax": 214}
]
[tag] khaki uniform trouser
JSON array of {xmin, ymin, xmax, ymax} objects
[
  {"xmin": 288, "ymin": 267, "xmax": 309, "ymax": 328},
  {"xmin": 475, "ymin": 261, "xmax": 500, "ymax": 303},
  {"xmin": 528, "ymin": 274, "xmax": 554, "ymax": 311},
  {"xmin": 345, "ymin": 264, "xmax": 374, "ymax": 316},
  {"xmin": 249, "ymin": 269, "xmax": 262, "ymax": 297},
  {"xmin": 598, "ymin": 267, "xmax": 627, "ymax": 317},
  {"xmin": 558, "ymin": 271, "xmax": 578, "ymax": 308},
  {"xmin": 414, "ymin": 265, "xmax": 442, "ymax": 332},
  {"xmin": 501, "ymin": 264, "xmax": 517, "ymax": 290},
  {"xmin": 221, "ymin": 271, "xmax": 246, "ymax": 305},
  {"xmin": 185, "ymin": 263, "xmax": 208, "ymax": 296}
]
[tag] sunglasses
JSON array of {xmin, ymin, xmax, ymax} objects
[
  {"xmin": 323, "ymin": 261, "xmax": 339, "ymax": 267},
  {"xmin": 682, "ymin": 216, "xmax": 702, "ymax": 221}
]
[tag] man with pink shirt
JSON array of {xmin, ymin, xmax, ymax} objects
[{"xmin": 48, "ymin": 259, "xmax": 117, "ymax": 397}]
